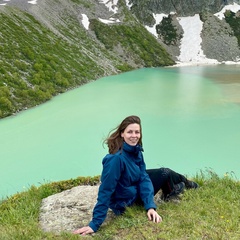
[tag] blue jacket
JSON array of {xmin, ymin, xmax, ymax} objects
[{"xmin": 89, "ymin": 142, "xmax": 156, "ymax": 232}]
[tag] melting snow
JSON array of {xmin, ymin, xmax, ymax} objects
[
  {"xmin": 28, "ymin": 0, "xmax": 37, "ymax": 4},
  {"xmin": 177, "ymin": 14, "xmax": 218, "ymax": 65},
  {"xmin": 215, "ymin": 2, "xmax": 240, "ymax": 19},
  {"xmin": 125, "ymin": 0, "xmax": 132, "ymax": 10},
  {"xmin": 98, "ymin": 0, "xmax": 118, "ymax": 14},
  {"xmin": 145, "ymin": 14, "xmax": 168, "ymax": 38},
  {"xmin": 99, "ymin": 17, "xmax": 120, "ymax": 24},
  {"xmin": 148, "ymin": 4, "xmax": 240, "ymax": 65},
  {"xmin": 81, "ymin": 14, "xmax": 90, "ymax": 30}
]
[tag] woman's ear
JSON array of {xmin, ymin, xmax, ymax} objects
[{"xmin": 121, "ymin": 132, "xmax": 123, "ymax": 138}]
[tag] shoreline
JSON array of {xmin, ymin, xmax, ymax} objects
[{"xmin": 172, "ymin": 60, "xmax": 240, "ymax": 67}]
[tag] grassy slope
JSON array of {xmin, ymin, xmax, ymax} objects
[
  {"xmin": 0, "ymin": 171, "xmax": 239, "ymax": 240},
  {"xmin": 0, "ymin": 6, "xmax": 105, "ymax": 118},
  {"xmin": 0, "ymin": 0, "xmax": 175, "ymax": 118}
]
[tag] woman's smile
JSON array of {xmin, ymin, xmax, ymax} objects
[{"xmin": 121, "ymin": 123, "xmax": 141, "ymax": 146}]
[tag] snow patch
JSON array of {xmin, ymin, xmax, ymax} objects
[
  {"xmin": 98, "ymin": 0, "xmax": 119, "ymax": 14},
  {"xmin": 28, "ymin": 0, "xmax": 38, "ymax": 4},
  {"xmin": 0, "ymin": 0, "xmax": 9, "ymax": 5},
  {"xmin": 0, "ymin": 0, "xmax": 38, "ymax": 5},
  {"xmin": 81, "ymin": 14, "xmax": 90, "ymax": 30},
  {"xmin": 145, "ymin": 14, "xmax": 168, "ymax": 38},
  {"xmin": 99, "ymin": 17, "xmax": 120, "ymax": 24},
  {"xmin": 214, "ymin": 2, "xmax": 240, "ymax": 20},
  {"xmin": 125, "ymin": 0, "xmax": 132, "ymax": 10},
  {"xmin": 144, "ymin": 4, "xmax": 240, "ymax": 65},
  {"xmin": 177, "ymin": 14, "xmax": 218, "ymax": 65}
]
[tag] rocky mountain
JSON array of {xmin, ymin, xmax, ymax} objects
[
  {"xmin": 0, "ymin": 0, "xmax": 240, "ymax": 118},
  {"xmin": 130, "ymin": 0, "xmax": 240, "ymax": 20},
  {"xmin": 130, "ymin": 0, "xmax": 240, "ymax": 62}
]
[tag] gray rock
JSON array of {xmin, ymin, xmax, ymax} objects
[
  {"xmin": 201, "ymin": 12, "xmax": 240, "ymax": 61},
  {"xmin": 39, "ymin": 185, "xmax": 115, "ymax": 234},
  {"xmin": 130, "ymin": 0, "xmax": 240, "ymax": 18}
]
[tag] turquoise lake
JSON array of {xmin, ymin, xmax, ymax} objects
[{"xmin": 1, "ymin": 65, "xmax": 240, "ymax": 199}]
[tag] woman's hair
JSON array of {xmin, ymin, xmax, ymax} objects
[{"xmin": 104, "ymin": 115, "xmax": 142, "ymax": 154}]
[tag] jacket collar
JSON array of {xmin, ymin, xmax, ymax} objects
[{"xmin": 122, "ymin": 142, "xmax": 143, "ymax": 154}]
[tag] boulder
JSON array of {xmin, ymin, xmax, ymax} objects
[{"xmin": 39, "ymin": 185, "xmax": 114, "ymax": 234}]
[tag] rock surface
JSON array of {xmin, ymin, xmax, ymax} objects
[
  {"xmin": 201, "ymin": 12, "xmax": 240, "ymax": 61},
  {"xmin": 39, "ymin": 185, "xmax": 116, "ymax": 234},
  {"xmin": 130, "ymin": 0, "xmax": 240, "ymax": 18}
]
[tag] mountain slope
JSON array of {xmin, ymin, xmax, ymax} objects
[{"xmin": 0, "ymin": 0, "xmax": 174, "ymax": 118}]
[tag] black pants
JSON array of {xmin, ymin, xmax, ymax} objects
[{"xmin": 146, "ymin": 168, "xmax": 188, "ymax": 195}]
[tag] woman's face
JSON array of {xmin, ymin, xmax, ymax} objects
[{"xmin": 121, "ymin": 123, "xmax": 141, "ymax": 146}]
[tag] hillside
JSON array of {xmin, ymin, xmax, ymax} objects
[{"xmin": 0, "ymin": 0, "xmax": 174, "ymax": 118}]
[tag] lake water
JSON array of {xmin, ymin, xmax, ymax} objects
[{"xmin": 1, "ymin": 64, "xmax": 240, "ymax": 199}]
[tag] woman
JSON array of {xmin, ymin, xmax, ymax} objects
[{"xmin": 73, "ymin": 115, "xmax": 198, "ymax": 236}]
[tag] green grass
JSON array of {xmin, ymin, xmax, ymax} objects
[{"xmin": 1, "ymin": 170, "xmax": 240, "ymax": 239}]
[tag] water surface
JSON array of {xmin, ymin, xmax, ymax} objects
[{"xmin": 1, "ymin": 65, "xmax": 240, "ymax": 199}]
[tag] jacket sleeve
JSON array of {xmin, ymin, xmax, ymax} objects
[
  {"xmin": 89, "ymin": 154, "xmax": 123, "ymax": 232},
  {"xmin": 138, "ymin": 157, "xmax": 157, "ymax": 211}
]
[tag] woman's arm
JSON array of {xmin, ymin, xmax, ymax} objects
[{"xmin": 73, "ymin": 155, "xmax": 123, "ymax": 234}]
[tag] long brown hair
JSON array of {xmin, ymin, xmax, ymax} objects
[{"xmin": 104, "ymin": 115, "xmax": 142, "ymax": 154}]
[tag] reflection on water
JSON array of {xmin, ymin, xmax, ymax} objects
[
  {"xmin": 0, "ymin": 65, "xmax": 240, "ymax": 199},
  {"xmin": 173, "ymin": 64, "xmax": 240, "ymax": 104}
]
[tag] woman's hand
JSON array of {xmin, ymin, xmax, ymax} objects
[
  {"xmin": 73, "ymin": 226, "xmax": 94, "ymax": 235},
  {"xmin": 147, "ymin": 208, "xmax": 162, "ymax": 223}
]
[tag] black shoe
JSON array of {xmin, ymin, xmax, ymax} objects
[
  {"xmin": 186, "ymin": 180, "xmax": 199, "ymax": 189},
  {"xmin": 172, "ymin": 182, "xmax": 185, "ymax": 195},
  {"xmin": 162, "ymin": 182, "xmax": 185, "ymax": 201}
]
